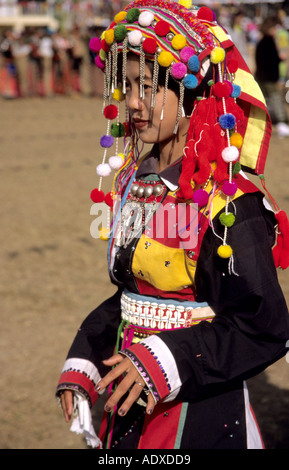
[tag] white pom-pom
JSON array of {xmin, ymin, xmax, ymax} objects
[
  {"xmin": 221, "ymin": 146, "xmax": 239, "ymax": 163},
  {"xmin": 138, "ymin": 11, "xmax": 155, "ymax": 27},
  {"xmin": 128, "ymin": 30, "xmax": 143, "ymax": 47},
  {"xmin": 96, "ymin": 163, "xmax": 111, "ymax": 177},
  {"xmin": 109, "ymin": 155, "xmax": 124, "ymax": 170}
]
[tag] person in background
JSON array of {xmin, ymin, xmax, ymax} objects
[{"xmin": 255, "ymin": 16, "xmax": 289, "ymax": 138}]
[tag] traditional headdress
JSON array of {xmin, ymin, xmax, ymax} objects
[{"xmin": 89, "ymin": 0, "xmax": 289, "ymax": 268}]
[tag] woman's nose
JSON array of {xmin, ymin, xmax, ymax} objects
[{"xmin": 127, "ymin": 86, "xmax": 143, "ymax": 111}]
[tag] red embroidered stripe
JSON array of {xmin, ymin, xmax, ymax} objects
[
  {"xmin": 130, "ymin": 342, "xmax": 171, "ymax": 399},
  {"xmin": 58, "ymin": 370, "xmax": 98, "ymax": 405}
]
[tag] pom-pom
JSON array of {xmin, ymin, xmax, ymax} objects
[
  {"xmin": 100, "ymin": 38, "xmax": 110, "ymax": 52},
  {"xmin": 231, "ymin": 84, "xmax": 241, "ymax": 98},
  {"xmin": 114, "ymin": 11, "xmax": 127, "ymax": 24},
  {"xmin": 99, "ymin": 49, "xmax": 106, "ymax": 61},
  {"xmin": 99, "ymin": 227, "xmax": 110, "ymax": 241},
  {"xmin": 210, "ymin": 47, "xmax": 225, "ymax": 64},
  {"xmin": 171, "ymin": 62, "xmax": 187, "ymax": 79},
  {"xmin": 128, "ymin": 30, "xmax": 143, "ymax": 46},
  {"xmin": 104, "ymin": 191, "xmax": 114, "ymax": 207},
  {"xmin": 221, "ymin": 146, "xmax": 239, "ymax": 163},
  {"xmin": 89, "ymin": 37, "xmax": 101, "ymax": 53},
  {"xmin": 103, "ymin": 104, "xmax": 118, "ymax": 120},
  {"xmin": 155, "ymin": 20, "xmax": 171, "ymax": 37},
  {"xmin": 90, "ymin": 188, "xmax": 105, "ymax": 203},
  {"xmin": 230, "ymin": 132, "xmax": 243, "ymax": 148},
  {"xmin": 138, "ymin": 11, "xmax": 154, "ymax": 27},
  {"xmin": 104, "ymin": 29, "xmax": 114, "ymax": 45},
  {"xmin": 180, "ymin": 46, "xmax": 195, "ymax": 63},
  {"xmin": 213, "ymin": 81, "xmax": 233, "ymax": 98},
  {"xmin": 188, "ymin": 55, "xmax": 200, "ymax": 73},
  {"xmin": 114, "ymin": 24, "xmax": 127, "ymax": 42},
  {"xmin": 112, "ymin": 86, "xmax": 125, "ymax": 102},
  {"xmin": 143, "ymin": 37, "xmax": 158, "ymax": 55},
  {"xmin": 109, "ymin": 155, "xmax": 124, "ymax": 170},
  {"xmin": 219, "ymin": 113, "xmax": 236, "ymax": 130},
  {"xmin": 158, "ymin": 51, "xmax": 174, "ymax": 67},
  {"xmin": 192, "ymin": 188, "xmax": 209, "ymax": 208},
  {"xmin": 232, "ymin": 161, "xmax": 242, "ymax": 175},
  {"xmin": 179, "ymin": 0, "xmax": 193, "ymax": 8},
  {"xmin": 94, "ymin": 55, "xmax": 105, "ymax": 70},
  {"xmin": 96, "ymin": 163, "xmax": 112, "ymax": 177},
  {"xmin": 100, "ymin": 135, "xmax": 114, "ymax": 148},
  {"xmin": 219, "ymin": 212, "xmax": 236, "ymax": 227},
  {"xmin": 227, "ymin": 59, "xmax": 238, "ymax": 74},
  {"xmin": 197, "ymin": 6, "xmax": 214, "ymax": 22},
  {"xmin": 111, "ymin": 122, "xmax": 125, "ymax": 138},
  {"xmin": 171, "ymin": 34, "xmax": 187, "ymax": 50},
  {"xmin": 126, "ymin": 7, "xmax": 141, "ymax": 23},
  {"xmin": 217, "ymin": 244, "xmax": 233, "ymax": 258},
  {"xmin": 222, "ymin": 180, "xmax": 238, "ymax": 196},
  {"xmin": 183, "ymin": 74, "xmax": 198, "ymax": 89}
]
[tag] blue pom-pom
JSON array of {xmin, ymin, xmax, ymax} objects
[
  {"xmin": 100, "ymin": 135, "xmax": 114, "ymax": 148},
  {"xmin": 183, "ymin": 74, "xmax": 198, "ymax": 89},
  {"xmin": 219, "ymin": 113, "xmax": 236, "ymax": 130},
  {"xmin": 187, "ymin": 55, "xmax": 200, "ymax": 73},
  {"xmin": 231, "ymin": 84, "xmax": 241, "ymax": 98}
]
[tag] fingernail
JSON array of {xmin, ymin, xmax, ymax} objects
[
  {"xmin": 96, "ymin": 385, "xmax": 101, "ymax": 392},
  {"xmin": 104, "ymin": 405, "xmax": 111, "ymax": 412},
  {"xmin": 119, "ymin": 408, "xmax": 125, "ymax": 416},
  {"xmin": 147, "ymin": 409, "xmax": 153, "ymax": 415}
]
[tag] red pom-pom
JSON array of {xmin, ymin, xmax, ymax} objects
[
  {"xmin": 100, "ymin": 38, "xmax": 110, "ymax": 53},
  {"xmin": 90, "ymin": 188, "xmax": 105, "ymax": 203},
  {"xmin": 273, "ymin": 210, "xmax": 289, "ymax": 269},
  {"xmin": 155, "ymin": 20, "xmax": 171, "ymax": 37},
  {"xmin": 227, "ymin": 59, "xmax": 238, "ymax": 74},
  {"xmin": 197, "ymin": 7, "xmax": 214, "ymax": 22},
  {"xmin": 104, "ymin": 191, "xmax": 114, "ymax": 207},
  {"xmin": 103, "ymin": 104, "xmax": 118, "ymax": 120},
  {"xmin": 213, "ymin": 81, "xmax": 233, "ymax": 99},
  {"xmin": 142, "ymin": 37, "xmax": 158, "ymax": 55}
]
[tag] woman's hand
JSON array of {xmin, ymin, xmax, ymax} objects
[
  {"xmin": 60, "ymin": 390, "xmax": 74, "ymax": 422},
  {"xmin": 96, "ymin": 353, "xmax": 156, "ymax": 416}
]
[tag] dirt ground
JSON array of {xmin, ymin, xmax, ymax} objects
[{"xmin": 0, "ymin": 93, "xmax": 289, "ymax": 450}]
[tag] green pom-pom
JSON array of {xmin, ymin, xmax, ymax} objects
[
  {"xmin": 219, "ymin": 212, "xmax": 236, "ymax": 227},
  {"xmin": 114, "ymin": 24, "xmax": 127, "ymax": 42},
  {"xmin": 232, "ymin": 161, "xmax": 241, "ymax": 175},
  {"xmin": 111, "ymin": 122, "xmax": 125, "ymax": 137},
  {"xmin": 126, "ymin": 8, "xmax": 141, "ymax": 23}
]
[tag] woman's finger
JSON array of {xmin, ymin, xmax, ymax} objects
[
  {"xmin": 61, "ymin": 390, "xmax": 74, "ymax": 422},
  {"xmin": 96, "ymin": 356, "xmax": 130, "ymax": 393}
]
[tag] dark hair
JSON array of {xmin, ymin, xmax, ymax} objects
[{"xmin": 260, "ymin": 16, "xmax": 280, "ymax": 35}]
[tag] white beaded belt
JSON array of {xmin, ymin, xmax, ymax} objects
[{"xmin": 120, "ymin": 290, "xmax": 215, "ymax": 331}]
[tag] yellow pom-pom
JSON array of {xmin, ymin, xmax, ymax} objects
[
  {"xmin": 104, "ymin": 29, "xmax": 115, "ymax": 45},
  {"xmin": 112, "ymin": 86, "xmax": 125, "ymax": 102},
  {"xmin": 99, "ymin": 49, "xmax": 106, "ymax": 61},
  {"xmin": 230, "ymin": 132, "xmax": 243, "ymax": 149},
  {"xmin": 179, "ymin": 0, "xmax": 193, "ymax": 8},
  {"xmin": 158, "ymin": 51, "xmax": 174, "ymax": 67},
  {"xmin": 210, "ymin": 47, "xmax": 225, "ymax": 64},
  {"xmin": 171, "ymin": 34, "xmax": 187, "ymax": 50},
  {"xmin": 217, "ymin": 244, "xmax": 233, "ymax": 258},
  {"xmin": 114, "ymin": 11, "xmax": 127, "ymax": 23},
  {"xmin": 99, "ymin": 227, "xmax": 110, "ymax": 241},
  {"xmin": 118, "ymin": 153, "xmax": 125, "ymax": 161}
]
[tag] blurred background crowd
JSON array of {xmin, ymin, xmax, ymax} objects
[{"xmin": 1, "ymin": 0, "xmax": 289, "ymax": 133}]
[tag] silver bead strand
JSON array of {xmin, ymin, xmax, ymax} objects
[
  {"xmin": 122, "ymin": 36, "xmax": 128, "ymax": 95},
  {"xmin": 139, "ymin": 42, "xmax": 145, "ymax": 100},
  {"xmin": 174, "ymin": 81, "xmax": 185, "ymax": 134}
]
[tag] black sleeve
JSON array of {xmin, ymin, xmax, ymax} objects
[
  {"xmin": 157, "ymin": 193, "xmax": 289, "ymax": 401},
  {"xmin": 66, "ymin": 287, "xmax": 123, "ymax": 377}
]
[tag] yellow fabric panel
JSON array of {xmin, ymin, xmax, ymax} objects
[
  {"xmin": 235, "ymin": 68, "xmax": 266, "ymax": 106},
  {"xmin": 132, "ymin": 234, "xmax": 193, "ymax": 291},
  {"xmin": 240, "ymin": 106, "xmax": 267, "ymax": 171},
  {"xmin": 209, "ymin": 25, "xmax": 230, "ymax": 44}
]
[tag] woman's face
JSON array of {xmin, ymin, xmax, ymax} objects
[{"xmin": 125, "ymin": 55, "xmax": 190, "ymax": 146}]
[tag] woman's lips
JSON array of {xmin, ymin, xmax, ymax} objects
[{"xmin": 134, "ymin": 119, "xmax": 149, "ymax": 129}]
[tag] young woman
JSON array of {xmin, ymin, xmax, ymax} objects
[{"xmin": 56, "ymin": 0, "xmax": 289, "ymax": 449}]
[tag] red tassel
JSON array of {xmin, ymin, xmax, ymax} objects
[{"xmin": 273, "ymin": 210, "xmax": 289, "ymax": 269}]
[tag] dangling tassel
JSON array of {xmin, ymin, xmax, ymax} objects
[{"xmin": 273, "ymin": 210, "xmax": 289, "ymax": 270}]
